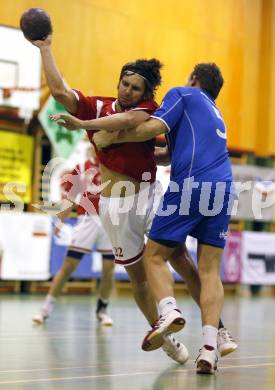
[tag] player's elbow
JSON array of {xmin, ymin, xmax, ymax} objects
[
  {"xmin": 51, "ymin": 89, "xmax": 77, "ymax": 113},
  {"xmin": 51, "ymin": 88, "xmax": 68, "ymax": 101}
]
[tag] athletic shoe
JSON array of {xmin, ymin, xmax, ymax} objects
[
  {"xmin": 32, "ymin": 309, "xmax": 49, "ymax": 325},
  {"xmin": 162, "ymin": 334, "xmax": 189, "ymax": 364},
  {"xmin": 142, "ymin": 309, "xmax": 185, "ymax": 351},
  {"xmin": 217, "ymin": 328, "xmax": 238, "ymax": 356},
  {"xmin": 97, "ymin": 311, "xmax": 114, "ymax": 326},
  {"xmin": 196, "ymin": 345, "xmax": 219, "ymax": 374}
]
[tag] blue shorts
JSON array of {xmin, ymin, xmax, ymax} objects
[{"xmin": 149, "ymin": 189, "xmax": 232, "ymax": 248}]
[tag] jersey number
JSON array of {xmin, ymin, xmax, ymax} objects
[
  {"xmin": 114, "ymin": 247, "xmax": 124, "ymax": 258},
  {"xmin": 212, "ymin": 105, "xmax": 227, "ymax": 140}
]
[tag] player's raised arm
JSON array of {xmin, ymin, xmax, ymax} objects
[{"xmin": 27, "ymin": 35, "xmax": 78, "ymax": 114}]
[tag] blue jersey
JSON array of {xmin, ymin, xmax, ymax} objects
[{"xmin": 152, "ymin": 87, "xmax": 233, "ymax": 190}]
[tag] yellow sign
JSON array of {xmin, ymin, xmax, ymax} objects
[{"xmin": 0, "ymin": 131, "xmax": 34, "ymax": 203}]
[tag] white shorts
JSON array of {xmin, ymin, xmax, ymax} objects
[
  {"xmin": 69, "ymin": 214, "xmax": 113, "ymax": 256},
  {"xmin": 99, "ymin": 182, "xmax": 163, "ymax": 266}
]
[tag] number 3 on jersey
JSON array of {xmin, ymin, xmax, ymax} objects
[{"xmin": 212, "ymin": 105, "xmax": 227, "ymax": 140}]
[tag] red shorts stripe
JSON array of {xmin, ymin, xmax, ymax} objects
[{"xmin": 115, "ymin": 247, "xmax": 144, "ymax": 266}]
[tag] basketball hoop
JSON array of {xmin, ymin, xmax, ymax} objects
[
  {"xmin": 0, "ymin": 25, "xmax": 42, "ymax": 122},
  {"xmin": 0, "ymin": 86, "xmax": 41, "ymax": 124},
  {"xmin": 0, "ymin": 86, "xmax": 40, "ymax": 93}
]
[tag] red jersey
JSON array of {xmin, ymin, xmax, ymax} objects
[
  {"xmin": 61, "ymin": 159, "xmax": 101, "ymax": 215},
  {"xmin": 72, "ymin": 90, "xmax": 158, "ymax": 183}
]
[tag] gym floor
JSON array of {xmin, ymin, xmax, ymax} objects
[{"xmin": 0, "ymin": 293, "xmax": 274, "ymax": 389}]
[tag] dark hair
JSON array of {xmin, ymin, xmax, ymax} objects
[
  {"xmin": 119, "ymin": 58, "xmax": 163, "ymax": 100},
  {"xmin": 190, "ymin": 63, "xmax": 224, "ymax": 99}
]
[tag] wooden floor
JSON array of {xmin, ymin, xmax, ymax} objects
[{"xmin": 0, "ymin": 293, "xmax": 275, "ymax": 389}]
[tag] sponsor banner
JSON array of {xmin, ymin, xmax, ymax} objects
[
  {"xmin": 222, "ymin": 231, "xmax": 242, "ymax": 283},
  {"xmin": 1, "ymin": 212, "xmax": 275, "ymax": 285},
  {"xmin": 0, "ymin": 212, "xmax": 51, "ymax": 280},
  {"xmin": 0, "ymin": 131, "xmax": 33, "ymax": 203},
  {"xmin": 242, "ymin": 232, "xmax": 275, "ymax": 285}
]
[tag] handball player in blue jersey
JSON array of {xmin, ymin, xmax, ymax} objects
[{"xmin": 93, "ymin": 63, "xmax": 235, "ymax": 374}]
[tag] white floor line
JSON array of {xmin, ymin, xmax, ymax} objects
[
  {"xmin": 1, "ymin": 354, "xmax": 275, "ymax": 375},
  {"xmin": 0, "ymin": 362, "xmax": 275, "ymax": 385},
  {"xmin": 222, "ymin": 354, "xmax": 275, "ymax": 360}
]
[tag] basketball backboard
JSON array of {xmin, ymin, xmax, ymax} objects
[{"xmin": 0, "ymin": 25, "xmax": 41, "ymax": 120}]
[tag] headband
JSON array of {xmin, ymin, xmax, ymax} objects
[{"xmin": 123, "ymin": 70, "xmax": 152, "ymax": 89}]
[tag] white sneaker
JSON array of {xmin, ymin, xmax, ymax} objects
[
  {"xmin": 142, "ymin": 309, "xmax": 185, "ymax": 351},
  {"xmin": 97, "ymin": 311, "xmax": 114, "ymax": 326},
  {"xmin": 162, "ymin": 334, "xmax": 189, "ymax": 364},
  {"xmin": 196, "ymin": 345, "xmax": 219, "ymax": 374},
  {"xmin": 217, "ymin": 328, "xmax": 238, "ymax": 357},
  {"xmin": 32, "ymin": 310, "xmax": 49, "ymax": 325}
]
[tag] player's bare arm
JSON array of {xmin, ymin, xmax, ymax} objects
[
  {"xmin": 27, "ymin": 35, "xmax": 77, "ymax": 113},
  {"xmin": 94, "ymin": 118, "xmax": 167, "ymax": 148},
  {"xmin": 50, "ymin": 110, "xmax": 150, "ymax": 132},
  {"xmin": 154, "ymin": 146, "xmax": 170, "ymax": 166}
]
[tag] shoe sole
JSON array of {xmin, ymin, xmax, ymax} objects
[
  {"xmin": 98, "ymin": 321, "xmax": 113, "ymax": 327},
  {"xmin": 96, "ymin": 315, "xmax": 114, "ymax": 327},
  {"xmin": 197, "ymin": 360, "xmax": 216, "ymax": 374},
  {"xmin": 220, "ymin": 346, "xmax": 237, "ymax": 357},
  {"xmin": 142, "ymin": 317, "xmax": 185, "ymax": 351},
  {"xmin": 32, "ymin": 318, "xmax": 46, "ymax": 325}
]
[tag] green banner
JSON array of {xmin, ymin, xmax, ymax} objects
[{"xmin": 39, "ymin": 96, "xmax": 84, "ymax": 158}]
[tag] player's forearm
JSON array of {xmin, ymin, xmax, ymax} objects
[
  {"xmin": 112, "ymin": 128, "xmax": 152, "ymax": 143},
  {"xmin": 40, "ymin": 47, "xmax": 68, "ymax": 97},
  {"xmin": 80, "ymin": 113, "xmax": 143, "ymax": 132},
  {"xmin": 113, "ymin": 119, "xmax": 165, "ymax": 143}
]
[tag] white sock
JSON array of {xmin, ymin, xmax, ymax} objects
[
  {"xmin": 202, "ymin": 325, "xmax": 218, "ymax": 349},
  {"xmin": 158, "ymin": 296, "xmax": 178, "ymax": 316},
  {"xmin": 42, "ymin": 294, "xmax": 56, "ymax": 314}
]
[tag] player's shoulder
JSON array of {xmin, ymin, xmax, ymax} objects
[
  {"xmin": 72, "ymin": 91, "xmax": 116, "ymax": 104},
  {"xmin": 92, "ymin": 96, "xmax": 116, "ymax": 103},
  {"xmin": 85, "ymin": 96, "xmax": 116, "ymax": 107},
  {"xmin": 167, "ymin": 86, "xmax": 196, "ymax": 96}
]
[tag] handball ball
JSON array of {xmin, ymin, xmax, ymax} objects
[{"xmin": 20, "ymin": 8, "xmax": 52, "ymax": 41}]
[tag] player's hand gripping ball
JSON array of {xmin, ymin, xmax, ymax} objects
[{"xmin": 20, "ymin": 8, "xmax": 52, "ymax": 41}]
